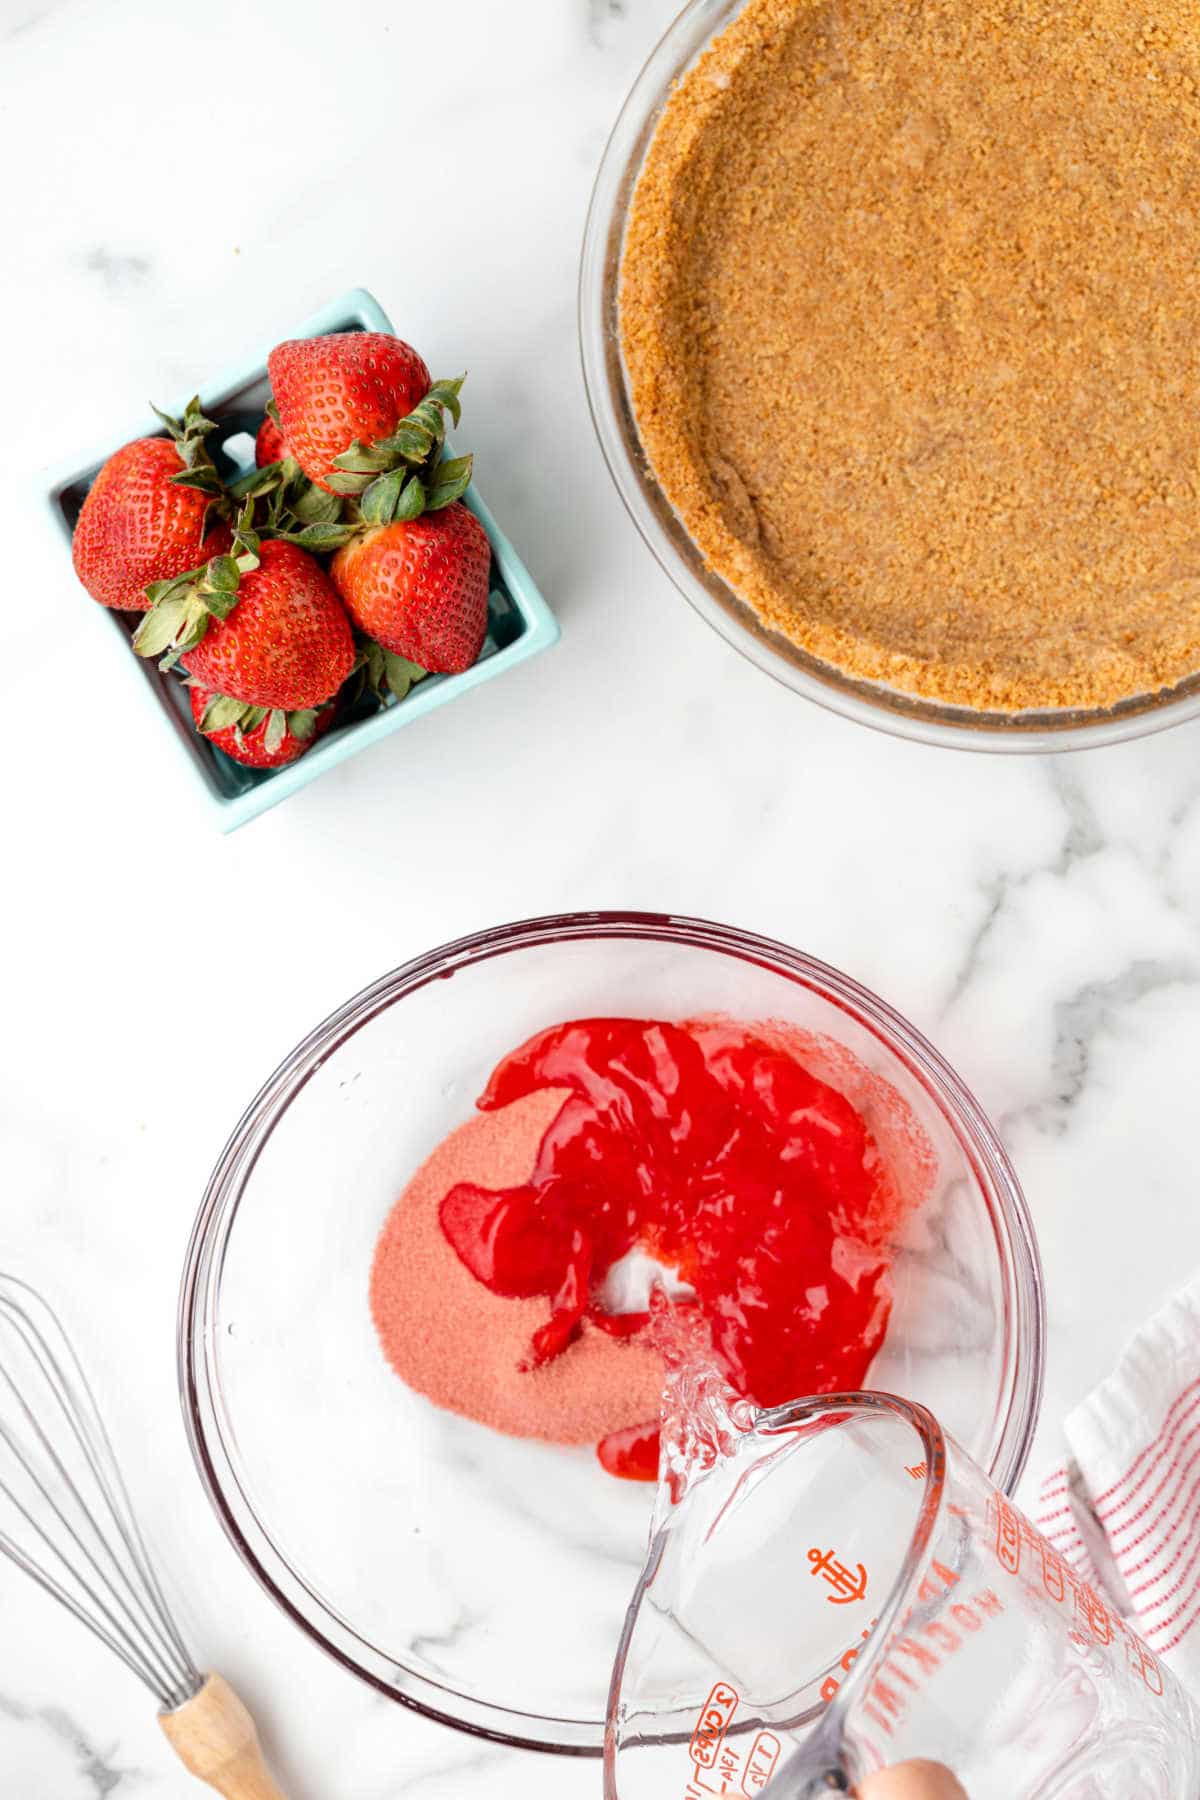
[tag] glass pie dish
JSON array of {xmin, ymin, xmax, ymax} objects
[{"xmin": 578, "ymin": 0, "xmax": 1200, "ymax": 751}]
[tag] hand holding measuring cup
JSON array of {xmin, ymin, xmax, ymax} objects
[
  {"xmin": 604, "ymin": 1390, "xmax": 1200, "ymax": 1798},
  {"xmin": 860, "ymin": 1764, "xmax": 966, "ymax": 1799}
]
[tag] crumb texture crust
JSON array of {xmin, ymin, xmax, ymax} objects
[{"xmin": 621, "ymin": 0, "xmax": 1200, "ymax": 712}]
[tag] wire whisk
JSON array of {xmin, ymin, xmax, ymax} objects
[
  {"xmin": 0, "ymin": 1272, "xmax": 199, "ymax": 1707},
  {"xmin": 0, "ymin": 1273, "xmax": 286, "ymax": 1798}
]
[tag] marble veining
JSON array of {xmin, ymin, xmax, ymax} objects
[
  {"xmin": 395, "ymin": 1749, "xmax": 509, "ymax": 1798},
  {"xmin": 0, "ymin": 1694, "xmax": 138, "ymax": 1797},
  {"xmin": 939, "ymin": 765, "xmax": 1109, "ymax": 1022},
  {"xmin": 82, "ymin": 249, "xmax": 152, "ymax": 293},
  {"xmin": 2, "ymin": 6, "xmax": 58, "ymax": 39},
  {"xmin": 406, "ymin": 1604, "xmax": 488, "ymax": 1678},
  {"xmin": 1031, "ymin": 960, "xmax": 1200, "ymax": 1136},
  {"xmin": 6, "ymin": 0, "xmax": 1200, "ymax": 1792},
  {"xmin": 587, "ymin": 0, "xmax": 629, "ymax": 47}
]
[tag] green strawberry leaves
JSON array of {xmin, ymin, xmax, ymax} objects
[
  {"xmin": 326, "ymin": 374, "xmax": 471, "ymax": 512},
  {"xmin": 282, "ymin": 521, "xmax": 358, "ymax": 553},
  {"xmin": 290, "ymin": 482, "xmax": 343, "ymax": 526},
  {"xmin": 357, "ymin": 453, "xmax": 473, "ymax": 529},
  {"xmin": 377, "ymin": 377, "xmax": 464, "ymax": 452},
  {"xmin": 426, "ymin": 377, "xmax": 463, "ymax": 429},
  {"xmin": 132, "ymin": 561, "xmax": 238, "ymax": 662},
  {"xmin": 249, "ymin": 455, "xmax": 358, "ymax": 549},
  {"xmin": 170, "ymin": 465, "xmax": 227, "ymax": 496},
  {"xmin": 425, "ymin": 455, "xmax": 473, "ymax": 512},
  {"xmin": 152, "ymin": 395, "xmax": 219, "ymax": 459},
  {"xmin": 379, "ymin": 650, "xmax": 426, "ymax": 701},
  {"xmin": 132, "ymin": 585, "xmax": 202, "ymax": 660},
  {"xmin": 154, "ymin": 395, "xmax": 233, "ymax": 511},
  {"xmin": 392, "ymin": 475, "xmax": 430, "ymax": 522},
  {"xmin": 358, "ymin": 467, "xmax": 428, "ymax": 525},
  {"xmin": 205, "ymin": 553, "xmax": 241, "ymax": 594},
  {"xmin": 194, "ymin": 687, "xmax": 324, "ymax": 755},
  {"xmin": 329, "ymin": 439, "xmax": 399, "ymax": 476},
  {"xmin": 358, "ymin": 468, "xmax": 407, "ymax": 524},
  {"xmin": 199, "ymin": 691, "xmax": 255, "ymax": 733},
  {"xmin": 288, "ymin": 708, "xmax": 320, "ymax": 742},
  {"xmin": 226, "ymin": 462, "xmax": 285, "ymax": 504},
  {"xmin": 350, "ymin": 637, "xmax": 428, "ymax": 706}
]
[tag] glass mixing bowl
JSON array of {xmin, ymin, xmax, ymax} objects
[
  {"xmin": 179, "ymin": 912, "xmax": 1044, "ymax": 1754},
  {"xmin": 578, "ymin": 0, "xmax": 1200, "ymax": 752}
]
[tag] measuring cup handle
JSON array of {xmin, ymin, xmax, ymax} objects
[{"xmin": 159, "ymin": 1672, "xmax": 288, "ymax": 1800}]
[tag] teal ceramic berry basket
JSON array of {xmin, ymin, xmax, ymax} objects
[{"xmin": 47, "ymin": 289, "xmax": 558, "ymax": 831}]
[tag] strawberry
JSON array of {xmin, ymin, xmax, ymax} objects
[
  {"xmin": 72, "ymin": 399, "xmax": 229, "ymax": 611},
  {"xmin": 255, "ymin": 412, "xmax": 288, "ymax": 467},
  {"xmin": 179, "ymin": 539, "xmax": 354, "ymax": 708},
  {"xmin": 188, "ymin": 682, "xmax": 333, "ymax": 769},
  {"xmin": 331, "ymin": 503, "xmax": 490, "ymax": 673},
  {"xmin": 132, "ymin": 503, "xmax": 355, "ymax": 705},
  {"xmin": 268, "ymin": 332, "xmax": 433, "ymax": 493}
]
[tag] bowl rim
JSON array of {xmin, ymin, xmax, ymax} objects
[
  {"xmin": 577, "ymin": 0, "xmax": 1200, "ymax": 754},
  {"xmin": 178, "ymin": 909, "xmax": 1045, "ymax": 1754}
]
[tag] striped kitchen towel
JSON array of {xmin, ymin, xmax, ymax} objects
[{"xmin": 1034, "ymin": 1271, "xmax": 1200, "ymax": 1695}]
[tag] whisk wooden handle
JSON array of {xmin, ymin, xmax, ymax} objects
[{"xmin": 159, "ymin": 1673, "xmax": 287, "ymax": 1799}]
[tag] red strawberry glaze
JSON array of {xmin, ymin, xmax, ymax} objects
[
  {"xmin": 596, "ymin": 1421, "xmax": 662, "ymax": 1481},
  {"xmin": 371, "ymin": 1018, "xmax": 932, "ymax": 1483}
]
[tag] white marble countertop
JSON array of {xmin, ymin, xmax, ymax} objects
[{"xmin": 5, "ymin": 0, "xmax": 1200, "ymax": 1792}]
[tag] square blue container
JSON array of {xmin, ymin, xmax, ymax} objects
[{"xmin": 47, "ymin": 289, "xmax": 559, "ymax": 831}]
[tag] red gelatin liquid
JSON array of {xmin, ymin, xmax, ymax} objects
[{"xmin": 438, "ymin": 1019, "xmax": 900, "ymax": 1480}]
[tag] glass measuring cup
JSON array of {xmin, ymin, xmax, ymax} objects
[{"xmin": 605, "ymin": 1390, "xmax": 1200, "ymax": 1797}]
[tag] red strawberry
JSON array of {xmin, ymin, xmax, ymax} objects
[
  {"xmin": 255, "ymin": 413, "xmax": 289, "ymax": 467},
  {"xmin": 330, "ymin": 504, "xmax": 490, "ymax": 673},
  {"xmin": 73, "ymin": 437, "xmax": 227, "ymax": 612},
  {"xmin": 183, "ymin": 539, "xmax": 355, "ymax": 709},
  {"xmin": 268, "ymin": 332, "xmax": 431, "ymax": 493},
  {"xmin": 188, "ymin": 682, "xmax": 333, "ymax": 769}
]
